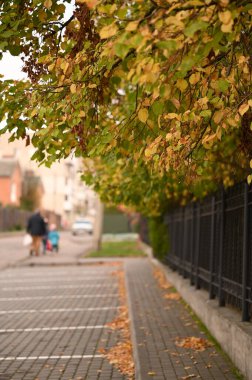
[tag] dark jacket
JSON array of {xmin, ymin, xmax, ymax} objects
[{"xmin": 27, "ymin": 212, "xmax": 46, "ymax": 236}]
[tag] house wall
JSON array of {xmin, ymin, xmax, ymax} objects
[
  {"xmin": 0, "ymin": 166, "xmax": 22, "ymax": 207},
  {"xmin": 12, "ymin": 166, "xmax": 22, "ymax": 206},
  {"xmin": 0, "ymin": 177, "xmax": 11, "ymax": 206}
]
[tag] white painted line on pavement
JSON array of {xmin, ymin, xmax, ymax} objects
[
  {"xmin": 0, "ymin": 294, "xmax": 117, "ymax": 301},
  {"xmin": 0, "ymin": 354, "xmax": 103, "ymax": 361},
  {"xmin": 0, "ymin": 270, "xmax": 114, "ymax": 278},
  {"xmin": 0, "ymin": 325, "xmax": 106, "ymax": 333},
  {"xmin": 0, "ymin": 306, "xmax": 119, "ymax": 315},
  {"xmin": 2, "ymin": 284, "xmax": 117, "ymax": 291},
  {"xmin": 0, "ymin": 276, "xmax": 111, "ymax": 283}
]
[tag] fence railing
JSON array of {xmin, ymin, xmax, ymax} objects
[
  {"xmin": 0, "ymin": 207, "xmax": 32, "ymax": 231},
  {"xmin": 0, "ymin": 207, "xmax": 62, "ymax": 232},
  {"xmin": 164, "ymin": 181, "xmax": 252, "ymax": 322}
]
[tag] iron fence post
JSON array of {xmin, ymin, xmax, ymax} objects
[
  {"xmin": 190, "ymin": 203, "xmax": 196, "ymax": 285},
  {"xmin": 218, "ymin": 188, "xmax": 225, "ymax": 307},
  {"xmin": 179, "ymin": 207, "xmax": 184, "ymax": 275},
  {"xmin": 242, "ymin": 182, "xmax": 250, "ymax": 321},
  {"xmin": 182, "ymin": 206, "xmax": 188, "ymax": 278},
  {"xmin": 195, "ymin": 202, "xmax": 201, "ymax": 289},
  {"xmin": 209, "ymin": 196, "xmax": 215, "ymax": 299}
]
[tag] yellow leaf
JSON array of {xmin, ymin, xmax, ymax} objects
[
  {"xmin": 60, "ymin": 61, "xmax": 69, "ymax": 74},
  {"xmin": 164, "ymin": 113, "xmax": 179, "ymax": 120},
  {"xmin": 248, "ymin": 174, "xmax": 252, "ymax": 185},
  {"xmin": 138, "ymin": 108, "xmax": 149, "ymax": 123},
  {"xmin": 221, "ymin": 20, "xmax": 233, "ymax": 33},
  {"xmin": 44, "ymin": 0, "xmax": 52, "ymax": 9},
  {"xmin": 99, "ymin": 24, "xmax": 118, "ymax": 39},
  {"xmin": 213, "ymin": 110, "xmax": 224, "ymax": 124},
  {"xmin": 239, "ymin": 103, "xmax": 249, "ymax": 116},
  {"xmin": 250, "ymin": 160, "xmax": 252, "ymax": 169},
  {"xmin": 189, "ymin": 72, "xmax": 200, "ymax": 85},
  {"xmin": 248, "ymin": 99, "xmax": 252, "ymax": 107},
  {"xmin": 216, "ymin": 126, "xmax": 222, "ymax": 140},
  {"xmin": 31, "ymin": 109, "xmax": 37, "ymax": 117},
  {"xmin": 219, "ymin": 10, "xmax": 233, "ymax": 33},
  {"xmin": 79, "ymin": 111, "xmax": 86, "ymax": 117},
  {"xmin": 70, "ymin": 84, "xmax": 77, "ymax": 94},
  {"xmin": 166, "ymin": 132, "xmax": 173, "ymax": 141},
  {"xmin": 88, "ymin": 83, "xmax": 97, "ymax": 88},
  {"xmin": 176, "ymin": 79, "xmax": 188, "ymax": 92},
  {"xmin": 219, "ymin": 10, "xmax": 232, "ymax": 24},
  {"xmin": 126, "ymin": 21, "xmax": 139, "ymax": 32}
]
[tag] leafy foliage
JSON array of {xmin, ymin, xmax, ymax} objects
[
  {"xmin": 148, "ymin": 216, "xmax": 170, "ymax": 260},
  {"xmin": 0, "ymin": 0, "xmax": 252, "ymax": 215}
]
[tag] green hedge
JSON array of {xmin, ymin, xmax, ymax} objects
[{"xmin": 148, "ymin": 216, "xmax": 169, "ymax": 261}]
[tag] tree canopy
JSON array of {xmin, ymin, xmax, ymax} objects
[{"xmin": 0, "ymin": 0, "xmax": 251, "ymax": 215}]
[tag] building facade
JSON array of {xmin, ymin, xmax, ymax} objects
[
  {"xmin": 0, "ymin": 159, "xmax": 22, "ymax": 207},
  {"xmin": 0, "ymin": 134, "xmax": 98, "ymax": 227}
]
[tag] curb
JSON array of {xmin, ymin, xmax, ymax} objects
[{"xmin": 125, "ymin": 262, "xmax": 141, "ymax": 380}]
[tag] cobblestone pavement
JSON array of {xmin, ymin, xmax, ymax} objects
[
  {"xmin": 125, "ymin": 258, "xmax": 240, "ymax": 380},
  {"xmin": 0, "ymin": 264, "xmax": 126, "ymax": 380}
]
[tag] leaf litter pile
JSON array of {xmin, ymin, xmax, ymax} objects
[
  {"xmin": 100, "ymin": 268, "xmax": 134, "ymax": 379},
  {"xmin": 175, "ymin": 337, "xmax": 213, "ymax": 351}
]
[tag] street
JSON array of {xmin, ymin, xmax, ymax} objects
[{"xmin": 0, "ymin": 232, "xmax": 94, "ymax": 270}]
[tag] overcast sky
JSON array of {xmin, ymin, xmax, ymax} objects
[
  {"xmin": 0, "ymin": 54, "xmax": 26, "ymax": 80},
  {"xmin": 0, "ymin": 1, "xmax": 74, "ymax": 80}
]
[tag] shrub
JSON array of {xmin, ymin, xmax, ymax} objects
[{"xmin": 148, "ymin": 216, "xmax": 169, "ymax": 261}]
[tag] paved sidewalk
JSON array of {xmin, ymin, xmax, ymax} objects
[{"xmin": 125, "ymin": 259, "xmax": 240, "ymax": 380}]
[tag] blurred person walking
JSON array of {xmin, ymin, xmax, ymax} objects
[{"xmin": 26, "ymin": 210, "xmax": 47, "ymax": 256}]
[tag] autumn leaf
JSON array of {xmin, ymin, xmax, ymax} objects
[
  {"xmin": 164, "ymin": 293, "xmax": 181, "ymax": 300},
  {"xmin": 70, "ymin": 84, "xmax": 77, "ymax": 94},
  {"xmin": 239, "ymin": 103, "xmax": 249, "ymax": 116},
  {"xmin": 44, "ymin": 0, "xmax": 52, "ymax": 9},
  {"xmin": 100, "ymin": 24, "xmax": 118, "ymax": 39},
  {"xmin": 175, "ymin": 337, "xmax": 213, "ymax": 351},
  {"xmin": 138, "ymin": 108, "xmax": 149, "ymax": 123}
]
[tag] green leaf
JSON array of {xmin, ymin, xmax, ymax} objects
[
  {"xmin": 217, "ymin": 79, "xmax": 230, "ymax": 93},
  {"xmin": 200, "ymin": 110, "xmax": 212, "ymax": 118},
  {"xmin": 184, "ymin": 21, "xmax": 208, "ymax": 37},
  {"xmin": 9, "ymin": 45, "xmax": 21, "ymax": 56},
  {"xmin": 152, "ymin": 101, "xmax": 164, "ymax": 116},
  {"xmin": 114, "ymin": 43, "xmax": 130, "ymax": 59},
  {"xmin": 156, "ymin": 40, "xmax": 176, "ymax": 51}
]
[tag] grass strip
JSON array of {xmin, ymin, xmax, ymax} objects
[{"xmin": 87, "ymin": 241, "xmax": 146, "ymax": 258}]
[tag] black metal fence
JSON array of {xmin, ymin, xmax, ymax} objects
[{"xmin": 165, "ymin": 181, "xmax": 252, "ymax": 322}]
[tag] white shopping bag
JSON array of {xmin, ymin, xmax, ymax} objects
[{"xmin": 23, "ymin": 233, "xmax": 32, "ymax": 246}]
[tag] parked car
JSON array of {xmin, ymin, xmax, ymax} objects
[{"xmin": 71, "ymin": 219, "xmax": 93, "ymax": 236}]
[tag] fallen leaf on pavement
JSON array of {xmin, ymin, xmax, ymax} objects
[
  {"xmin": 153, "ymin": 267, "xmax": 172, "ymax": 290},
  {"xmin": 164, "ymin": 293, "xmax": 181, "ymax": 300},
  {"xmin": 181, "ymin": 375, "xmax": 197, "ymax": 380},
  {"xmin": 175, "ymin": 337, "xmax": 213, "ymax": 351}
]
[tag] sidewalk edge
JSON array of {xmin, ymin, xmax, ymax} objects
[{"xmin": 125, "ymin": 261, "xmax": 142, "ymax": 380}]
